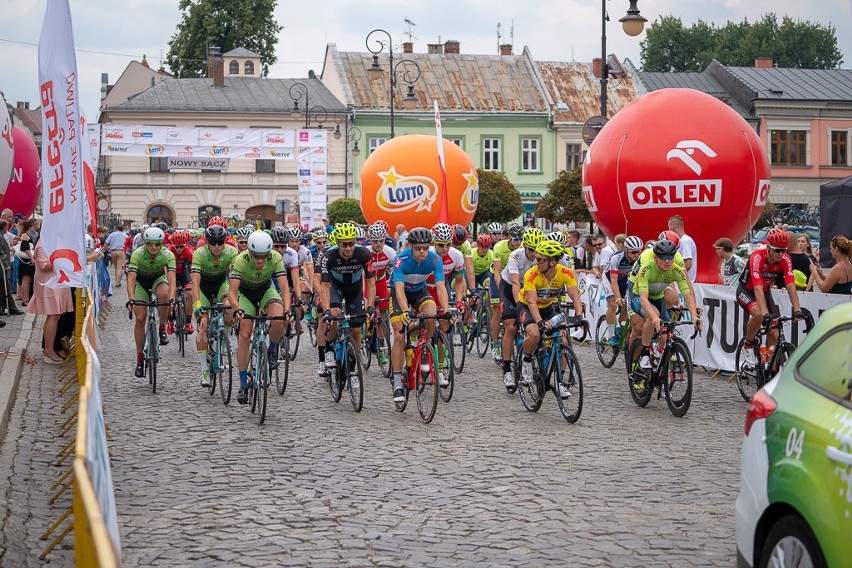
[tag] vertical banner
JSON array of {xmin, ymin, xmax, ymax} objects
[
  {"xmin": 38, "ymin": 0, "xmax": 87, "ymax": 287},
  {"xmin": 434, "ymin": 101, "xmax": 450, "ymax": 224},
  {"xmin": 295, "ymin": 130, "xmax": 327, "ymax": 229},
  {"xmin": 81, "ymin": 115, "xmax": 98, "ymax": 240}
]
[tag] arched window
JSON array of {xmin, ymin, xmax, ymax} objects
[
  {"xmin": 228, "ymin": 60, "xmax": 239, "ymax": 75},
  {"xmin": 146, "ymin": 204, "xmax": 175, "ymax": 227},
  {"xmin": 244, "ymin": 60, "xmax": 255, "ymax": 75},
  {"xmin": 197, "ymin": 205, "xmax": 221, "ymax": 228}
]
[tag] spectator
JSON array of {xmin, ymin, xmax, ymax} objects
[
  {"xmin": 28, "ymin": 241, "xmax": 76, "ymax": 362},
  {"xmin": 668, "ymin": 214, "xmax": 697, "ymax": 281},
  {"xmin": 797, "ymin": 233, "xmax": 814, "ymax": 257},
  {"xmin": 565, "ymin": 230, "xmax": 583, "ymax": 267},
  {"xmin": 0, "ymin": 219, "xmax": 22, "ymax": 316},
  {"xmin": 784, "ymin": 230, "xmax": 811, "ymax": 282},
  {"xmin": 810, "ymin": 235, "xmax": 852, "ymax": 294},
  {"xmin": 714, "ymin": 238, "xmax": 745, "ymax": 286},
  {"xmin": 17, "ymin": 219, "xmax": 35, "ymax": 306},
  {"xmin": 104, "ymin": 223, "xmax": 129, "ymax": 287},
  {"xmin": 576, "ymin": 235, "xmax": 596, "ymax": 273},
  {"xmin": 395, "ymin": 223, "xmax": 408, "ymax": 250}
]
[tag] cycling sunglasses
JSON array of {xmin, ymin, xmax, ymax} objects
[
  {"xmin": 314, "ymin": 240, "xmax": 328, "ymax": 246},
  {"xmin": 250, "ymin": 251, "xmax": 270, "ymax": 260},
  {"xmin": 237, "ymin": 240, "xmax": 249, "ymax": 246},
  {"xmin": 411, "ymin": 245, "xmax": 430, "ymax": 252},
  {"xmin": 207, "ymin": 239, "xmax": 225, "ymax": 246},
  {"xmin": 769, "ymin": 246, "xmax": 786, "ymax": 253},
  {"xmin": 434, "ymin": 241, "xmax": 451, "ymax": 247},
  {"xmin": 657, "ymin": 254, "xmax": 675, "ymax": 261},
  {"xmin": 338, "ymin": 240, "xmax": 356, "ymax": 248},
  {"xmin": 145, "ymin": 240, "xmax": 162, "ymax": 247}
]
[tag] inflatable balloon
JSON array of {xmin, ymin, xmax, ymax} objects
[
  {"xmin": 582, "ymin": 88, "xmax": 771, "ymax": 284},
  {"xmin": 360, "ymin": 135, "xmax": 478, "ymax": 229},
  {"xmin": 0, "ymin": 97, "xmax": 13, "ymax": 201},
  {"xmin": 0, "ymin": 126, "xmax": 41, "ymax": 218}
]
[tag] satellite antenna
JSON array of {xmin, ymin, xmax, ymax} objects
[
  {"xmin": 404, "ymin": 18, "xmax": 417, "ymax": 41},
  {"xmin": 497, "ymin": 22, "xmax": 502, "ymax": 52}
]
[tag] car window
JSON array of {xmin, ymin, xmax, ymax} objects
[
  {"xmin": 797, "ymin": 325, "xmax": 852, "ymax": 402},
  {"xmin": 805, "ymin": 228, "xmax": 820, "ymax": 241}
]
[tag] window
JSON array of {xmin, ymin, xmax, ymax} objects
[
  {"xmin": 771, "ymin": 129, "xmax": 808, "ymax": 166},
  {"xmin": 521, "ymin": 137, "xmax": 540, "ymax": 172},
  {"xmin": 229, "ymin": 61, "xmax": 239, "ymax": 75},
  {"xmin": 146, "ymin": 204, "xmax": 174, "ymax": 226},
  {"xmin": 369, "ymin": 137, "xmax": 387, "ymax": 154},
  {"xmin": 830, "ymin": 130, "xmax": 848, "ymax": 166},
  {"xmin": 796, "ymin": 325, "xmax": 852, "ymax": 404},
  {"xmin": 256, "ymin": 159, "xmax": 275, "ymax": 173},
  {"xmin": 446, "ymin": 137, "xmax": 463, "ymax": 149},
  {"xmin": 150, "ymin": 157, "xmax": 169, "ymax": 172},
  {"xmin": 244, "ymin": 61, "xmax": 255, "ymax": 75},
  {"xmin": 565, "ymin": 143, "xmax": 583, "ymax": 170},
  {"xmin": 483, "ymin": 137, "xmax": 501, "ymax": 171}
]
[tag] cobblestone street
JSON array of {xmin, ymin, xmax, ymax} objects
[{"xmin": 2, "ymin": 305, "xmax": 745, "ymax": 566}]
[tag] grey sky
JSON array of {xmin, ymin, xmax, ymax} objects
[{"xmin": 2, "ymin": 0, "xmax": 851, "ymax": 121}]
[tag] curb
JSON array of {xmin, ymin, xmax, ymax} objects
[{"xmin": 0, "ymin": 313, "xmax": 37, "ymax": 447}]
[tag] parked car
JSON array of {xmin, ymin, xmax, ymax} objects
[
  {"xmin": 735, "ymin": 303, "xmax": 852, "ymax": 568},
  {"xmin": 739, "ymin": 226, "xmax": 821, "ymax": 258}
]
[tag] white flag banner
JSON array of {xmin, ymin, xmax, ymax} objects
[{"xmin": 38, "ymin": 0, "xmax": 87, "ymax": 288}]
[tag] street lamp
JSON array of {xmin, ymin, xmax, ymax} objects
[
  {"xmin": 365, "ymin": 28, "xmax": 421, "ymax": 138},
  {"xmin": 600, "ymin": 0, "xmax": 647, "ymax": 116}
]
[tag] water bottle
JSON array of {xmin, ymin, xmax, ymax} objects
[
  {"xmin": 405, "ymin": 346, "xmax": 415, "ymax": 370},
  {"xmin": 548, "ymin": 312, "xmax": 567, "ymax": 328}
]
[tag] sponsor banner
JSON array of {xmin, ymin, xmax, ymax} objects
[
  {"xmin": 295, "ymin": 132, "xmax": 327, "ymax": 229},
  {"xmin": 100, "ymin": 126, "xmax": 299, "ymax": 159},
  {"xmin": 625, "ymin": 179, "xmax": 722, "ymax": 209},
  {"xmin": 167, "ymin": 157, "xmax": 230, "ymax": 171}
]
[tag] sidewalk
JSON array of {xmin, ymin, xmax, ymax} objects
[{"xmin": 0, "ymin": 308, "xmax": 39, "ymax": 447}]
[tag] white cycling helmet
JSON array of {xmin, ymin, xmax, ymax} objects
[
  {"xmin": 624, "ymin": 235, "xmax": 644, "ymax": 252},
  {"xmin": 235, "ymin": 226, "xmax": 254, "ymax": 238},
  {"xmin": 247, "ymin": 231, "xmax": 273, "ymax": 254},
  {"xmin": 143, "ymin": 227, "xmax": 165, "ymax": 243}
]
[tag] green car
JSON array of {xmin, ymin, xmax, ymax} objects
[{"xmin": 736, "ymin": 302, "xmax": 852, "ymax": 568}]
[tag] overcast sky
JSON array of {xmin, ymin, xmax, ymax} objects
[{"xmin": 2, "ymin": 0, "xmax": 851, "ymax": 121}]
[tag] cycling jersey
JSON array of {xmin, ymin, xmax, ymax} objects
[
  {"xmin": 230, "ymin": 250, "xmax": 287, "ymax": 290},
  {"xmin": 471, "ymin": 248, "xmax": 495, "ymax": 276},
  {"xmin": 739, "ymin": 247, "xmax": 794, "ymax": 290},
  {"xmin": 632, "ymin": 260, "xmax": 691, "ymax": 299},
  {"xmin": 370, "ymin": 245, "xmax": 397, "ymax": 281},
  {"xmin": 426, "ymin": 246, "xmax": 465, "ymax": 288},
  {"xmin": 501, "ymin": 247, "xmax": 537, "ymax": 282},
  {"xmin": 127, "ymin": 247, "xmax": 176, "ymax": 301},
  {"xmin": 320, "ymin": 246, "xmax": 375, "ymax": 287},
  {"xmin": 191, "ymin": 244, "xmax": 239, "ymax": 303},
  {"xmin": 390, "ymin": 248, "xmax": 444, "ymax": 293},
  {"xmin": 492, "ymin": 239, "xmax": 515, "ymax": 268},
  {"xmin": 290, "ymin": 245, "xmax": 313, "ymax": 267},
  {"xmin": 519, "ymin": 264, "xmax": 578, "ymax": 308},
  {"xmin": 457, "ymin": 240, "xmax": 473, "ymax": 259},
  {"xmin": 168, "ymin": 243, "xmax": 195, "ymax": 277},
  {"xmin": 607, "ymin": 250, "xmax": 635, "ymax": 295},
  {"xmin": 628, "ymin": 248, "xmax": 685, "ymax": 285}
]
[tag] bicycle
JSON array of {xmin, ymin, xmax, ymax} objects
[
  {"xmin": 173, "ymin": 286, "xmax": 189, "ymax": 357},
  {"xmin": 284, "ymin": 296, "xmax": 303, "ymax": 361},
  {"xmin": 199, "ymin": 304, "xmax": 233, "ymax": 404},
  {"xmin": 465, "ymin": 287, "xmax": 492, "ymax": 359},
  {"xmin": 304, "ymin": 292, "xmax": 318, "ymax": 348},
  {"xmin": 323, "ymin": 311, "xmax": 365, "ymax": 412},
  {"xmin": 594, "ymin": 304, "xmax": 629, "ymax": 369},
  {"xmin": 625, "ymin": 307, "xmax": 700, "ymax": 418},
  {"xmin": 513, "ymin": 310, "xmax": 587, "ymax": 423},
  {"xmin": 360, "ymin": 298, "xmax": 392, "ymax": 378},
  {"xmin": 734, "ymin": 311, "xmax": 813, "ymax": 402},
  {"xmin": 127, "ymin": 295, "xmax": 173, "ymax": 394},
  {"xmin": 240, "ymin": 312, "xmax": 289, "ymax": 425}
]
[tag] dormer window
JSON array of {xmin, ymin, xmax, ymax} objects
[
  {"xmin": 244, "ymin": 61, "xmax": 254, "ymax": 75},
  {"xmin": 229, "ymin": 61, "xmax": 239, "ymax": 75}
]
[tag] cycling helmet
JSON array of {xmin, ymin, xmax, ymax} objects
[
  {"xmin": 407, "ymin": 227, "xmax": 433, "ymax": 245},
  {"xmin": 432, "ymin": 223, "xmax": 454, "ymax": 244},
  {"xmin": 140, "ymin": 224, "xmax": 151, "ymax": 233},
  {"xmin": 367, "ymin": 223, "xmax": 387, "ymax": 239},
  {"xmin": 205, "ymin": 224, "xmax": 227, "ymax": 242},
  {"xmin": 208, "ymin": 216, "xmax": 227, "ymax": 229},
  {"xmin": 247, "ymin": 231, "xmax": 273, "ymax": 254},
  {"xmin": 171, "ymin": 230, "xmax": 190, "ymax": 246},
  {"xmin": 143, "ymin": 227, "xmax": 165, "ymax": 243},
  {"xmin": 355, "ymin": 226, "xmax": 366, "ymax": 240},
  {"xmin": 452, "ymin": 224, "xmax": 468, "ymax": 246},
  {"xmin": 328, "ymin": 232, "xmax": 337, "ymax": 247},
  {"xmin": 507, "ymin": 222, "xmax": 523, "ymax": 239},
  {"xmin": 287, "ymin": 226, "xmax": 303, "ymax": 240},
  {"xmin": 235, "ymin": 226, "xmax": 254, "ymax": 238},
  {"xmin": 658, "ymin": 230, "xmax": 680, "ymax": 249},
  {"xmin": 545, "ymin": 231, "xmax": 566, "ymax": 246},
  {"xmin": 312, "ymin": 228, "xmax": 328, "ymax": 239},
  {"xmin": 375, "ymin": 219, "xmax": 390, "ymax": 234},
  {"xmin": 333, "ymin": 223, "xmax": 358, "ymax": 242},
  {"xmin": 624, "ymin": 236, "xmax": 644, "ymax": 252},
  {"xmin": 793, "ymin": 269, "xmax": 807, "ymax": 288},
  {"xmin": 128, "ymin": 228, "xmax": 139, "ymax": 237},
  {"xmin": 653, "ymin": 239, "xmax": 678, "ymax": 256},
  {"xmin": 766, "ymin": 228, "xmax": 790, "ymax": 249},
  {"xmin": 536, "ymin": 239, "xmax": 565, "ymax": 259},
  {"xmin": 476, "ymin": 234, "xmax": 492, "ymax": 247},
  {"xmin": 522, "ymin": 227, "xmax": 544, "ymax": 248},
  {"xmin": 271, "ymin": 226, "xmax": 288, "ymax": 244},
  {"xmin": 486, "ymin": 222, "xmax": 504, "ymax": 234},
  {"xmin": 155, "ymin": 221, "xmax": 169, "ymax": 231}
]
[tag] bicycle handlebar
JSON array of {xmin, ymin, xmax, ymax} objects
[
  {"xmin": 239, "ymin": 313, "xmax": 290, "ymax": 321},
  {"xmin": 126, "ymin": 299, "xmax": 174, "ymax": 318}
]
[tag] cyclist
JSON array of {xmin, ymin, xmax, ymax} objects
[
  {"xmin": 545, "ymin": 231, "xmax": 573, "ymax": 270},
  {"xmin": 191, "ymin": 224, "xmax": 240, "ymax": 387},
  {"xmin": 367, "ymin": 223, "xmax": 396, "ymax": 365},
  {"xmin": 516, "ymin": 239, "xmax": 583, "ymax": 397},
  {"xmin": 318, "ymin": 223, "xmax": 376, "ymax": 376},
  {"xmin": 126, "ymin": 226, "xmax": 177, "ymax": 378},
  {"xmin": 234, "ymin": 225, "xmax": 253, "ymax": 253},
  {"xmin": 287, "ymin": 226, "xmax": 314, "ymax": 308},
  {"xmin": 131, "ymin": 224, "xmax": 150, "ymax": 250},
  {"xmin": 491, "ymin": 222, "xmax": 523, "ymax": 362},
  {"xmin": 166, "ymin": 229, "xmax": 195, "ymax": 336},
  {"xmin": 389, "ymin": 227, "xmax": 449, "ymax": 403},
  {"xmin": 428, "ymin": 223, "xmax": 467, "ymax": 311},
  {"xmin": 628, "ymin": 239, "xmax": 701, "ymax": 374},
  {"xmin": 737, "ymin": 228, "xmax": 804, "ymax": 371},
  {"xmin": 452, "ymin": 224, "xmax": 476, "ymax": 290},
  {"xmin": 229, "ymin": 231, "xmax": 291, "ymax": 404},
  {"xmin": 308, "ymin": 229, "xmax": 330, "ymax": 261},
  {"xmin": 604, "ymin": 236, "xmax": 644, "ymax": 346},
  {"xmin": 470, "ymin": 234, "xmax": 495, "ymax": 318},
  {"xmin": 312, "ymin": 230, "xmax": 334, "ymax": 376},
  {"xmin": 196, "ymin": 217, "xmax": 237, "ymax": 249}
]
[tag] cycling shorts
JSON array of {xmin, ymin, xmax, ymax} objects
[
  {"xmin": 499, "ymin": 280, "xmax": 519, "ymax": 321},
  {"xmin": 133, "ymin": 275, "xmax": 168, "ymax": 302},
  {"xmin": 489, "ymin": 272, "xmax": 501, "ymax": 304},
  {"xmin": 237, "ymin": 284, "xmax": 283, "ymax": 317},
  {"xmin": 199, "ymin": 279, "xmax": 229, "ymax": 307},
  {"xmin": 626, "ymin": 281, "xmax": 668, "ymax": 320},
  {"xmin": 329, "ymin": 281, "xmax": 366, "ymax": 326},
  {"xmin": 517, "ymin": 303, "xmax": 556, "ymax": 330},
  {"xmin": 475, "ymin": 270, "xmax": 491, "ymax": 290},
  {"xmin": 374, "ymin": 277, "xmax": 390, "ymax": 311},
  {"xmin": 390, "ymin": 288, "xmax": 435, "ymax": 324},
  {"xmin": 736, "ymin": 283, "xmax": 779, "ymax": 316}
]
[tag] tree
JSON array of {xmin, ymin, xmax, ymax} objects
[
  {"xmin": 640, "ymin": 13, "xmax": 842, "ymax": 71},
  {"xmin": 755, "ymin": 200, "xmax": 778, "ymax": 230},
  {"xmin": 535, "ymin": 168, "xmax": 592, "ymax": 225},
  {"xmin": 327, "ymin": 198, "xmax": 365, "ymax": 225},
  {"xmin": 166, "ymin": 0, "xmax": 282, "ymax": 78},
  {"xmin": 472, "ymin": 169, "xmax": 523, "ymax": 225}
]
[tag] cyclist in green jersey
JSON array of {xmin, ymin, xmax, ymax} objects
[
  {"xmin": 126, "ymin": 227, "xmax": 177, "ymax": 378},
  {"xmin": 191, "ymin": 224, "xmax": 240, "ymax": 387},
  {"xmin": 229, "ymin": 231, "xmax": 292, "ymax": 404}
]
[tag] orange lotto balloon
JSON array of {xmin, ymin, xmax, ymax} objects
[{"xmin": 360, "ymin": 135, "xmax": 478, "ymax": 229}]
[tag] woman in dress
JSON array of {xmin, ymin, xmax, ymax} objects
[
  {"xmin": 17, "ymin": 219, "xmax": 35, "ymax": 306},
  {"xmin": 27, "ymin": 240, "xmax": 75, "ymax": 362}
]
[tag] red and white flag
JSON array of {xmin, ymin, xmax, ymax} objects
[
  {"xmin": 434, "ymin": 100, "xmax": 450, "ymax": 224},
  {"xmin": 38, "ymin": 0, "xmax": 87, "ymax": 287}
]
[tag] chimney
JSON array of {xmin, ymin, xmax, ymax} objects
[
  {"xmin": 592, "ymin": 58, "xmax": 603, "ymax": 79},
  {"xmin": 16, "ymin": 101, "xmax": 29, "ymax": 109},
  {"xmin": 208, "ymin": 46, "xmax": 224, "ymax": 87},
  {"xmin": 403, "ymin": 42, "xmax": 413, "ymax": 54},
  {"xmin": 444, "ymin": 40, "xmax": 460, "ymax": 54},
  {"xmin": 427, "ymin": 43, "xmax": 444, "ymax": 54},
  {"xmin": 499, "ymin": 44, "xmax": 513, "ymax": 56},
  {"xmin": 100, "ymin": 73, "xmax": 109, "ymax": 105},
  {"xmin": 755, "ymin": 57, "xmax": 773, "ymax": 68}
]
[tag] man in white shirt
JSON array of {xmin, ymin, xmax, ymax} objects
[
  {"xmin": 104, "ymin": 224, "xmax": 129, "ymax": 287},
  {"xmin": 668, "ymin": 215, "xmax": 697, "ymax": 281}
]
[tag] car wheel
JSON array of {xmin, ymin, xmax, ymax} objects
[{"xmin": 759, "ymin": 514, "xmax": 825, "ymax": 568}]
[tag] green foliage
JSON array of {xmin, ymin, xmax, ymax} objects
[
  {"xmin": 166, "ymin": 0, "xmax": 282, "ymax": 78},
  {"xmin": 641, "ymin": 13, "xmax": 842, "ymax": 71},
  {"xmin": 756, "ymin": 200, "xmax": 778, "ymax": 230},
  {"xmin": 327, "ymin": 198, "xmax": 366, "ymax": 225},
  {"xmin": 535, "ymin": 168, "xmax": 592, "ymax": 225},
  {"xmin": 472, "ymin": 169, "xmax": 524, "ymax": 224}
]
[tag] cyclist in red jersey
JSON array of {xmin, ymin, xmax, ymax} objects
[
  {"xmin": 167, "ymin": 230, "xmax": 195, "ymax": 335},
  {"xmin": 367, "ymin": 223, "xmax": 396, "ymax": 312}
]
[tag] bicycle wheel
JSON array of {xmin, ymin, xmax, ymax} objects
[
  {"xmin": 415, "ymin": 344, "xmax": 439, "ymax": 424},
  {"xmin": 275, "ymin": 336, "xmax": 289, "ymax": 395},
  {"xmin": 449, "ymin": 321, "xmax": 466, "ymax": 374},
  {"xmin": 515, "ymin": 349, "xmax": 544, "ymax": 412},
  {"xmin": 663, "ymin": 340, "xmax": 693, "ymax": 418},
  {"xmin": 147, "ymin": 321, "xmax": 158, "ymax": 393},
  {"xmin": 768, "ymin": 342, "xmax": 796, "ymax": 378},
  {"xmin": 219, "ymin": 330, "xmax": 233, "ymax": 405},
  {"xmin": 594, "ymin": 315, "xmax": 619, "ymax": 368},
  {"xmin": 359, "ymin": 323, "xmax": 373, "ymax": 370},
  {"xmin": 432, "ymin": 330, "xmax": 455, "ymax": 403},
  {"xmin": 329, "ymin": 346, "xmax": 344, "ymax": 403},
  {"xmin": 287, "ymin": 313, "xmax": 301, "ymax": 360},
  {"xmin": 345, "ymin": 341, "xmax": 364, "ymax": 412},
  {"xmin": 626, "ymin": 338, "xmax": 652, "ymax": 407},
  {"xmin": 255, "ymin": 349, "xmax": 269, "ymax": 425},
  {"xmin": 475, "ymin": 309, "xmax": 490, "ymax": 359},
  {"xmin": 734, "ymin": 337, "xmax": 761, "ymax": 402},
  {"xmin": 176, "ymin": 307, "xmax": 186, "ymax": 358},
  {"xmin": 376, "ymin": 317, "xmax": 392, "ymax": 379},
  {"xmin": 307, "ymin": 313, "xmax": 317, "ymax": 347},
  {"xmin": 207, "ymin": 341, "xmax": 217, "ymax": 397},
  {"xmin": 554, "ymin": 344, "xmax": 584, "ymax": 423}
]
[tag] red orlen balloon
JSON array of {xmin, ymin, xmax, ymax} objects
[
  {"xmin": 0, "ymin": 99, "xmax": 13, "ymax": 200},
  {"xmin": 582, "ymin": 88, "xmax": 771, "ymax": 284},
  {"xmin": 0, "ymin": 126, "xmax": 42, "ymax": 218}
]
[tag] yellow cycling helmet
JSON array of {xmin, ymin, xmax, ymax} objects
[
  {"xmin": 793, "ymin": 269, "xmax": 807, "ymax": 288},
  {"xmin": 536, "ymin": 239, "xmax": 565, "ymax": 259},
  {"xmin": 522, "ymin": 227, "xmax": 544, "ymax": 248},
  {"xmin": 328, "ymin": 232, "xmax": 337, "ymax": 247},
  {"xmin": 333, "ymin": 223, "xmax": 357, "ymax": 242}
]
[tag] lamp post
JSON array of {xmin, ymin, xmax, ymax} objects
[
  {"xmin": 600, "ymin": 0, "xmax": 647, "ymax": 117},
  {"xmin": 343, "ymin": 122, "xmax": 362, "ymax": 199},
  {"xmin": 365, "ymin": 28, "xmax": 421, "ymax": 138}
]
